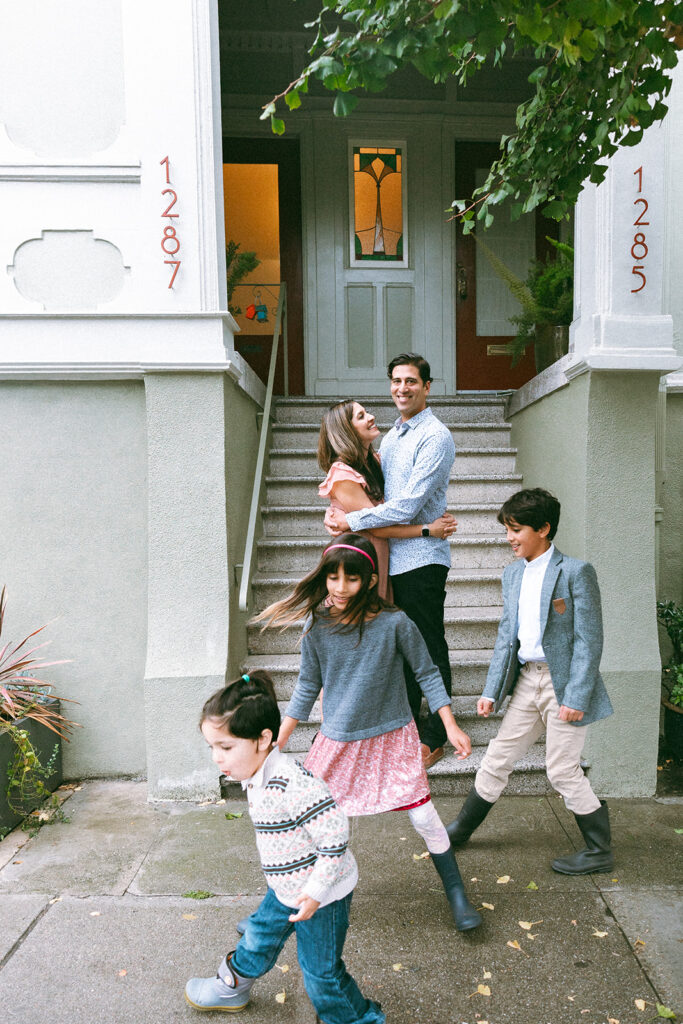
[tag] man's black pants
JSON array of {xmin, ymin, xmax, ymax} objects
[{"xmin": 390, "ymin": 563, "xmax": 451, "ymax": 751}]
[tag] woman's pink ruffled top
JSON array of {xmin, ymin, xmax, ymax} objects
[{"xmin": 319, "ymin": 460, "xmax": 391, "ymax": 600}]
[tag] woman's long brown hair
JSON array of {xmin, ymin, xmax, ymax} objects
[{"xmin": 317, "ymin": 400, "xmax": 384, "ymax": 502}]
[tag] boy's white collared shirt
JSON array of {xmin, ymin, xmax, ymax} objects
[{"xmin": 517, "ymin": 543, "xmax": 555, "ymax": 664}]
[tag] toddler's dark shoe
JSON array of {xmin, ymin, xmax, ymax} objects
[{"xmin": 185, "ymin": 953, "xmax": 254, "ymax": 1012}]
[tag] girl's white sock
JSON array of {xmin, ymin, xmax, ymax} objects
[{"xmin": 408, "ymin": 799, "xmax": 450, "ymax": 854}]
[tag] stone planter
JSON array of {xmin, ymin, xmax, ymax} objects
[
  {"xmin": 0, "ymin": 700, "xmax": 63, "ymax": 836},
  {"xmin": 534, "ymin": 324, "xmax": 569, "ymax": 374},
  {"xmin": 662, "ymin": 698, "xmax": 683, "ymax": 763}
]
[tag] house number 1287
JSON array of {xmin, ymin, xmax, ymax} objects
[
  {"xmin": 160, "ymin": 156, "xmax": 181, "ymax": 288},
  {"xmin": 631, "ymin": 166, "xmax": 649, "ymax": 294}
]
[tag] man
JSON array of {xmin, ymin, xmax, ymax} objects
[{"xmin": 326, "ymin": 353, "xmax": 457, "ymax": 768}]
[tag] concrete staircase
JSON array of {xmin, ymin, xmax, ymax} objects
[{"xmin": 244, "ymin": 395, "xmax": 549, "ymax": 795}]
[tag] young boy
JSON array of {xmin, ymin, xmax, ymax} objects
[
  {"xmin": 446, "ymin": 488, "xmax": 615, "ymax": 874},
  {"xmin": 185, "ymin": 671, "xmax": 384, "ymax": 1023}
]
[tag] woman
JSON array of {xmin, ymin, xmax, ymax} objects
[{"xmin": 318, "ymin": 400, "xmax": 455, "ymax": 599}]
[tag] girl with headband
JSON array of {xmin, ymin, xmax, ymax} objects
[
  {"xmin": 317, "ymin": 399, "xmax": 456, "ymax": 599},
  {"xmin": 255, "ymin": 533, "xmax": 481, "ymax": 932}
]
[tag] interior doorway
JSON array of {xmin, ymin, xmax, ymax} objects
[
  {"xmin": 455, "ymin": 141, "xmax": 560, "ymax": 390},
  {"xmin": 223, "ymin": 138, "xmax": 304, "ymax": 394}
]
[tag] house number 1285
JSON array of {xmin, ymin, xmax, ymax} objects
[
  {"xmin": 160, "ymin": 156, "xmax": 181, "ymax": 288},
  {"xmin": 631, "ymin": 166, "xmax": 649, "ymax": 294}
]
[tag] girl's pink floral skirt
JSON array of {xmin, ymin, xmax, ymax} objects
[{"xmin": 304, "ymin": 720, "xmax": 430, "ymax": 816}]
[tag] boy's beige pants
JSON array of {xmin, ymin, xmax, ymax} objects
[{"xmin": 475, "ymin": 661, "xmax": 602, "ymax": 815}]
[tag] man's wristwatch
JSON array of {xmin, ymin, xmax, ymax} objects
[{"xmin": 421, "ymin": 525, "xmax": 430, "ymax": 537}]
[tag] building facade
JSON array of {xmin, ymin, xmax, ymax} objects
[{"xmin": 1, "ymin": 0, "xmax": 680, "ymax": 799}]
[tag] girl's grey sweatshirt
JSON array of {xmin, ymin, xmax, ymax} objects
[{"xmin": 285, "ymin": 608, "xmax": 450, "ymax": 742}]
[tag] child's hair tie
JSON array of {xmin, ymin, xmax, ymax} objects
[
  {"xmin": 324, "ymin": 543, "xmax": 376, "ymax": 570},
  {"xmin": 242, "ymin": 673, "xmax": 250, "ymax": 682}
]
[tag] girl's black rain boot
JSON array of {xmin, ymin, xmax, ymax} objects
[
  {"xmin": 446, "ymin": 785, "xmax": 495, "ymax": 847},
  {"xmin": 431, "ymin": 848, "xmax": 482, "ymax": 931}
]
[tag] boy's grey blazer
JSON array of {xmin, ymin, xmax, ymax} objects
[{"xmin": 482, "ymin": 548, "xmax": 613, "ymax": 725}]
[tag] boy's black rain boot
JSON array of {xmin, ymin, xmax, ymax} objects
[
  {"xmin": 551, "ymin": 801, "xmax": 614, "ymax": 875},
  {"xmin": 446, "ymin": 785, "xmax": 495, "ymax": 848},
  {"xmin": 430, "ymin": 848, "xmax": 482, "ymax": 931}
]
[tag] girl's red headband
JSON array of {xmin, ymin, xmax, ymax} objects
[{"xmin": 324, "ymin": 543, "xmax": 376, "ymax": 570}]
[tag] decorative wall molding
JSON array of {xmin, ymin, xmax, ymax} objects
[{"xmin": 0, "ymin": 162, "xmax": 141, "ymax": 183}]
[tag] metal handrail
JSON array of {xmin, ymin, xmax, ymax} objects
[{"xmin": 238, "ymin": 282, "xmax": 288, "ymax": 612}]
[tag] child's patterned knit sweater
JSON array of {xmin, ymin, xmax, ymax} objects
[{"xmin": 241, "ymin": 747, "xmax": 358, "ymax": 909}]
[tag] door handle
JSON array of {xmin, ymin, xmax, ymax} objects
[{"xmin": 456, "ymin": 263, "xmax": 468, "ymax": 301}]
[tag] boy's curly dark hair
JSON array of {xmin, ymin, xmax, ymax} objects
[{"xmin": 497, "ymin": 488, "xmax": 561, "ymax": 540}]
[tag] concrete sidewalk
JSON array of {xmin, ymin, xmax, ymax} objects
[{"xmin": 0, "ymin": 781, "xmax": 681, "ymax": 1024}]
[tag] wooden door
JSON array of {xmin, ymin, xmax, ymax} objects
[
  {"xmin": 223, "ymin": 138, "xmax": 304, "ymax": 394},
  {"xmin": 455, "ymin": 141, "xmax": 558, "ymax": 390}
]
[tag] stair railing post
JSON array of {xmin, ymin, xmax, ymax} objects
[{"xmin": 238, "ymin": 284, "xmax": 286, "ymax": 613}]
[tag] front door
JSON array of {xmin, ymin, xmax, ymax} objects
[
  {"xmin": 455, "ymin": 141, "xmax": 559, "ymax": 390},
  {"xmin": 306, "ymin": 119, "xmax": 455, "ymax": 396},
  {"xmin": 223, "ymin": 138, "xmax": 304, "ymax": 394}
]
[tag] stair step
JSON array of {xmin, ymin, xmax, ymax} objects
[
  {"xmin": 244, "ymin": 648, "xmax": 494, "ymax": 700},
  {"xmin": 256, "ymin": 536, "xmax": 513, "ymax": 572},
  {"xmin": 248, "ymin": 606, "xmax": 502, "ymax": 655},
  {"xmin": 274, "ymin": 396, "xmax": 509, "ymax": 424},
  {"xmin": 261, "ymin": 503, "xmax": 505, "ymax": 538},
  {"xmin": 251, "ymin": 567, "xmax": 504, "ymax": 611},
  {"xmin": 265, "ymin": 474, "xmax": 523, "ymax": 506},
  {"xmin": 220, "ymin": 744, "xmax": 551, "ymax": 797},
  {"xmin": 269, "ymin": 448, "xmax": 518, "ymax": 476},
  {"xmin": 270, "ymin": 422, "xmax": 512, "ymax": 449}
]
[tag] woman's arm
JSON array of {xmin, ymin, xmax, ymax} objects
[
  {"xmin": 276, "ymin": 715, "xmax": 299, "ymax": 751},
  {"xmin": 330, "ymin": 480, "xmax": 456, "ymax": 539}
]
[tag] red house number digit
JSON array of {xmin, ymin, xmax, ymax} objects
[
  {"xmin": 160, "ymin": 156, "xmax": 181, "ymax": 288},
  {"xmin": 631, "ymin": 166, "xmax": 647, "ymax": 294}
]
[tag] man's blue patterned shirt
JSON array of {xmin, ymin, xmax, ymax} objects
[{"xmin": 346, "ymin": 406, "xmax": 455, "ymax": 576}]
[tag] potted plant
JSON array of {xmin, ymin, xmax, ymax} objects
[
  {"xmin": 0, "ymin": 586, "xmax": 78, "ymax": 836},
  {"xmin": 226, "ymin": 240, "xmax": 261, "ymax": 317},
  {"xmin": 475, "ymin": 235, "xmax": 574, "ymax": 373},
  {"xmin": 657, "ymin": 599, "xmax": 683, "ymax": 761}
]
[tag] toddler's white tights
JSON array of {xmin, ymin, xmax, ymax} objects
[{"xmin": 407, "ymin": 799, "xmax": 450, "ymax": 854}]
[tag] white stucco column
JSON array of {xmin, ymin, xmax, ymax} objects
[
  {"xmin": 567, "ymin": 123, "xmax": 680, "ymax": 377},
  {"xmin": 562, "ymin": 113, "xmax": 681, "ymax": 795}
]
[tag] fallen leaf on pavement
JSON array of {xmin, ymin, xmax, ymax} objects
[
  {"xmin": 526, "ymin": 880, "xmax": 539, "ymax": 890},
  {"xmin": 635, "ymin": 999, "xmax": 647, "ymax": 1011},
  {"xmin": 182, "ymin": 914, "xmax": 197, "ymax": 920},
  {"xmin": 571, "ymin": 919, "xmax": 578, "ymax": 926},
  {"xmin": 483, "ymin": 970, "xmax": 492, "ymax": 979},
  {"xmin": 275, "ymin": 964, "xmax": 290, "ymax": 973},
  {"xmin": 607, "ymin": 1017, "xmax": 619, "ymax": 1023},
  {"xmin": 412, "ymin": 852, "xmax": 430, "ymax": 860},
  {"xmin": 90, "ymin": 911, "xmax": 101, "ymax": 917},
  {"xmin": 518, "ymin": 920, "xmax": 542, "ymax": 930},
  {"xmin": 481, "ymin": 903, "xmax": 495, "ymax": 910},
  {"xmin": 656, "ymin": 1004, "xmax": 675, "ymax": 1019},
  {"xmin": 275, "ymin": 991, "xmax": 286, "ymax": 1004},
  {"xmin": 567, "ymin": 996, "xmax": 575, "ymax": 1002},
  {"xmin": 497, "ymin": 875, "xmax": 511, "ymax": 884},
  {"xmin": 225, "ymin": 811, "xmax": 243, "ymax": 820},
  {"xmin": 633, "ymin": 939, "xmax": 645, "ymax": 949},
  {"xmin": 611, "ymin": 878, "xmax": 619, "ymax": 883},
  {"xmin": 526, "ymin": 933, "xmax": 538, "ymax": 940},
  {"xmin": 592, "ymin": 930, "xmax": 609, "ymax": 938},
  {"xmin": 674, "ymin": 828, "xmax": 683, "ymax": 835},
  {"xmin": 477, "ymin": 985, "xmax": 491, "ymax": 996},
  {"xmin": 118, "ymin": 970, "xmax": 127, "ymax": 977},
  {"xmin": 506, "ymin": 940, "xmax": 528, "ymax": 955},
  {"xmin": 392, "ymin": 964, "xmax": 403, "ymax": 972}
]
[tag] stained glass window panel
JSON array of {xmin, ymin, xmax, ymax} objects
[{"xmin": 352, "ymin": 146, "xmax": 404, "ymax": 262}]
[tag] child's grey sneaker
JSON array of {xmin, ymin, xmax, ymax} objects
[{"xmin": 185, "ymin": 953, "xmax": 254, "ymax": 1012}]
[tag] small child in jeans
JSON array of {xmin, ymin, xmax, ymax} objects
[
  {"xmin": 185, "ymin": 670, "xmax": 384, "ymax": 1024},
  {"xmin": 446, "ymin": 488, "xmax": 615, "ymax": 874}
]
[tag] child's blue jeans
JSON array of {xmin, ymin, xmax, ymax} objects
[{"xmin": 231, "ymin": 888, "xmax": 384, "ymax": 1024}]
